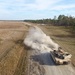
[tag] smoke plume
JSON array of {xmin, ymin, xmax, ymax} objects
[{"xmin": 24, "ymin": 26, "xmax": 59, "ymax": 52}]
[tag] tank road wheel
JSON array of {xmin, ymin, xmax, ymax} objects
[{"xmin": 55, "ymin": 61, "xmax": 60, "ymax": 65}]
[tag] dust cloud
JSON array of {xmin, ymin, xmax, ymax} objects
[{"xmin": 24, "ymin": 26, "xmax": 59, "ymax": 51}]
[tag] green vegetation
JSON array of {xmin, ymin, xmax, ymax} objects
[{"xmin": 24, "ymin": 15, "xmax": 75, "ymax": 33}]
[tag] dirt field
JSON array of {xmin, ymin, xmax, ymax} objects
[
  {"xmin": 0, "ymin": 22, "xmax": 75, "ymax": 75},
  {"xmin": 38, "ymin": 25, "xmax": 75, "ymax": 66},
  {"xmin": 0, "ymin": 21, "xmax": 29, "ymax": 75}
]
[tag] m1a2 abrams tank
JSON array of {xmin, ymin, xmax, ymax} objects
[{"xmin": 50, "ymin": 49, "xmax": 72, "ymax": 65}]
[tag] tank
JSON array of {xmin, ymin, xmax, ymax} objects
[{"xmin": 50, "ymin": 49, "xmax": 72, "ymax": 65}]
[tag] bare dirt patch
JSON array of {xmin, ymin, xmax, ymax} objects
[
  {"xmin": 0, "ymin": 21, "xmax": 29, "ymax": 75},
  {"xmin": 39, "ymin": 25, "xmax": 75, "ymax": 66}
]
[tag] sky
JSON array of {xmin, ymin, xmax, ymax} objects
[{"xmin": 0, "ymin": 0, "xmax": 75, "ymax": 20}]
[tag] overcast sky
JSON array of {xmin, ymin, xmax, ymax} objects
[{"xmin": 0, "ymin": 0, "xmax": 75, "ymax": 20}]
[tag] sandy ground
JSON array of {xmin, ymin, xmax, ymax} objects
[
  {"xmin": 0, "ymin": 21, "xmax": 29, "ymax": 75},
  {"xmin": 0, "ymin": 21, "xmax": 75, "ymax": 75},
  {"xmin": 25, "ymin": 22, "xmax": 75, "ymax": 75},
  {"xmin": 27, "ymin": 47, "xmax": 75, "ymax": 75}
]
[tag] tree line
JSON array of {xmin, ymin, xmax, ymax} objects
[{"xmin": 24, "ymin": 15, "xmax": 75, "ymax": 32}]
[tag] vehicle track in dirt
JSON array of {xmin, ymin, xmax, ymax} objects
[
  {"xmin": 27, "ymin": 48, "xmax": 45, "ymax": 75},
  {"xmin": 24, "ymin": 23, "xmax": 75, "ymax": 75},
  {"xmin": 13, "ymin": 46, "xmax": 28, "ymax": 75},
  {"xmin": 0, "ymin": 43, "xmax": 24, "ymax": 75},
  {"xmin": 0, "ymin": 21, "xmax": 29, "ymax": 75},
  {"xmin": 37, "ymin": 24, "xmax": 75, "ymax": 75},
  {"xmin": 0, "ymin": 22, "xmax": 75, "ymax": 75},
  {"xmin": 0, "ymin": 41, "xmax": 15, "ymax": 61}
]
